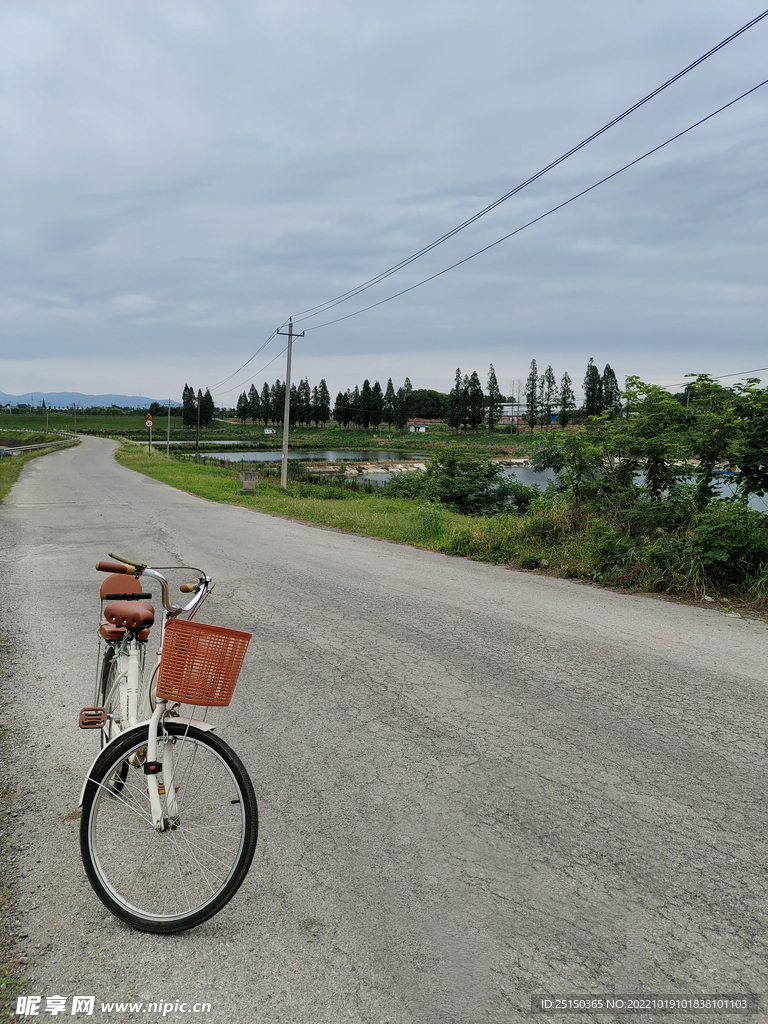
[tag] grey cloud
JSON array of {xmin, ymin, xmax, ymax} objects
[{"xmin": 1, "ymin": 0, "xmax": 767, "ymax": 396}]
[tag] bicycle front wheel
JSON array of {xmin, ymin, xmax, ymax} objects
[{"xmin": 80, "ymin": 722, "xmax": 258, "ymax": 933}]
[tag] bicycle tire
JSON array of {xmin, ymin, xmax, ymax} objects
[{"xmin": 80, "ymin": 722, "xmax": 258, "ymax": 933}]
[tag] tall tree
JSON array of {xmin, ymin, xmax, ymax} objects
[
  {"xmin": 333, "ymin": 391, "xmax": 346, "ymax": 428},
  {"xmin": 460, "ymin": 374, "xmax": 472, "ymax": 433},
  {"xmin": 383, "ymin": 378, "xmax": 396, "ymax": 435},
  {"xmin": 317, "ymin": 378, "xmax": 331, "ymax": 427},
  {"xmin": 399, "ymin": 377, "xmax": 413, "ymax": 432},
  {"xmin": 537, "ymin": 372, "xmax": 546, "ymax": 430},
  {"xmin": 260, "ymin": 382, "xmax": 271, "ymax": 425},
  {"xmin": 524, "ymin": 359, "xmax": 538, "ymax": 433},
  {"xmin": 557, "ymin": 371, "xmax": 575, "ymax": 429},
  {"xmin": 360, "ymin": 380, "xmax": 372, "ymax": 430},
  {"xmin": 201, "ymin": 388, "xmax": 215, "ymax": 427},
  {"xmin": 467, "ymin": 371, "xmax": 485, "ymax": 432},
  {"xmin": 486, "ymin": 364, "xmax": 503, "ymax": 434},
  {"xmin": 182, "ymin": 384, "xmax": 197, "ymax": 427},
  {"xmin": 449, "ymin": 368, "xmax": 467, "ymax": 433},
  {"xmin": 602, "ymin": 364, "xmax": 622, "ymax": 419},
  {"xmin": 270, "ymin": 379, "xmax": 284, "ymax": 425},
  {"xmin": 236, "ymin": 391, "xmax": 248, "ymax": 424},
  {"xmin": 583, "ymin": 358, "xmax": 603, "ymax": 417},
  {"xmin": 370, "ymin": 381, "xmax": 384, "ymax": 432},
  {"xmin": 248, "ymin": 384, "xmax": 260, "ymax": 424},
  {"xmin": 350, "ymin": 385, "xmax": 361, "ymax": 428},
  {"xmin": 542, "ymin": 365, "xmax": 557, "ymax": 431},
  {"xmin": 297, "ymin": 377, "xmax": 311, "ymax": 427}
]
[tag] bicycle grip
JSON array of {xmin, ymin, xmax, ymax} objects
[
  {"xmin": 96, "ymin": 560, "xmax": 137, "ymax": 574},
  {"xmin": 179, "ymin": 583, "xmax": 197, "ymax": 593}
]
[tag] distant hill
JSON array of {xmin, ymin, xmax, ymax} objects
[{"xmin": 0, "ymin": 391, "xmax": 181, "ymax": 409}]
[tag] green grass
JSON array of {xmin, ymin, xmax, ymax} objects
[
  {"xmin": 115, "ymin": 446, "xmax": 768, "ymax": 615},
  {"xmin": 114, "ymin": 447, "xmax": 592, "ymax": 573},
  {"xmin": 8, "ymin": 411, "xmax": 562, "ymax": 455}
]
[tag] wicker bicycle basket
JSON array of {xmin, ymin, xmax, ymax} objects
[{"xmin": 156, "ymin": 619, "xmax": 252, "ymax": 707}]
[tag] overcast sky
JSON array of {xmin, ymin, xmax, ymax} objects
[{"xmin": 2, "ymin": 0, "xmax": 767, "ymax": 404}]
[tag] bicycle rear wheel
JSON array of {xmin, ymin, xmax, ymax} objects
[
  {"xmin": 80, "ymin": 722, "xmax": 258, "ymax": 933},
  {"xmin": 97, "ymin": 647, "xmax": 121, "ymax": 747}
]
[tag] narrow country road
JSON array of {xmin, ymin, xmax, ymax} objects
[{"xmin": 2, "ymin": 437, "xmax": 767, "ymax": 1024}]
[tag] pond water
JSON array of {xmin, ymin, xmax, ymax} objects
[
  {"xmin": 207, "ymin": 449, "xmax": 427, "ymax": 462},
  {"xmin": 206, "ymin": 449, "xmax": 767, "ymax": 511}
]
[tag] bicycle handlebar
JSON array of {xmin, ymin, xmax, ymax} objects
[
  {"xmin": 95, "ymin": 560, "xmax": 136, "ymax": 575},
  {"xmin": 97, "ymin": 556, "xmax": 212, "ymax": 618}
]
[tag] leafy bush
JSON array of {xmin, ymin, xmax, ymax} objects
[
  {"xmin": 588, "ymin": 522, "xmax": 637, "ymax": 571},
  {"xmin": 387, "ymin": 445, "xmax": 527, "ymax": 516},
  {"xmin": 682, "ymin": 502, "xmax": 768, "ymax": 581},
  {"xmin": 507, "ymin": 480, "xmax": 541, "ymax": 512},
  {"xmin": 387, "ymin": 470, "xmax": 430, "ymax": 501}
]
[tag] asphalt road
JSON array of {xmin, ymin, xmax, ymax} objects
[{"xmin": 1, "ymin": 436, "xmax": 767, "ymax": 1024}]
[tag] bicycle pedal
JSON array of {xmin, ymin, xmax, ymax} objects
[{"xmin": 79, "ymin": 707, "xmax": 108, "ymax": 729}]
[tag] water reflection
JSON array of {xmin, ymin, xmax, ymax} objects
[{"xmin": 207, "ymin": 449, "xmax": 426, "ymax": 462}]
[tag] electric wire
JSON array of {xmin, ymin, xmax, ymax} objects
[
  {"xmin": 208, "ymin": 328, "xmax": 282, "ymax": 391},
  {"xmin": 213, "ymin": 346, "xmax": 288, "ymax": 399},
  {"xmin": 662, "ymin": 366, "xmax": 768, "ymax": 390},
  {"xmin": 299, "ymin": 77, "xmax": 768, "ymax": 334},
  {"xmin": 289, "ymin": 9, "xmax": 768, "ymax": 325}
]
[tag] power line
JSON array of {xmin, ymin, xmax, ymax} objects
[
  {"xmin": 208, "ymin": 12, "xmax": 768, "ymax": 399},
  {"xmin": 213, "ymin": 346, "xmax": 288, "ymax": 399},
  {"xmin": 661, "ymin": 366, "xmax": 768, "ymax": 390},
  {"xmin": 208, "ymin": 328, "xmax": 282, "ymax": 391},
  {"xmin": 300, "ymin": 76, "xmax": 768, "ymax": 334},
  {"xmin": 289, "ymin": 9, "xmax": 768, "ymax": 326}
]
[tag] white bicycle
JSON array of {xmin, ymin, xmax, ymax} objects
[{"xmin": 78, "ymin": 553, "xmax": 257, "ymax": 933}]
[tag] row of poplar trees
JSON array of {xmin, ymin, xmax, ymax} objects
[
  {"xmin": 235, "ymin": 378, "xmax": 332, "ymax": 428},
  {"xmin": 333, "ymin": 378, "xmax": 412, "ymax": 431},
  {"xmin": 448, "ymin": 365, "xmax": 504, "ymax": 434},
  {"xmin": 181, "ymin": 385, "xmax": 215, "ymax": 427},
  {"xmin": 523, "ymin": 358, "xmax": 621, "ymax": 432}
]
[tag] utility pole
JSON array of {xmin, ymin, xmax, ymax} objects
[
  {"xmin": 195, "ymin": 389, "xmax": 202, "ymax": 464},
  {"xmin": 276, "ymin": 318, "xmax": 305, "ymax": 488},
  {"xmin": 167, "ymin": 399, "xmax": 171, "ymax": 457}
]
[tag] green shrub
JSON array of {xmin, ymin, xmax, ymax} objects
[
  {"xmin": 588, "ymin": 522, "xmax": 637, "ymax": 572},
  {"xmin": 682, "ymin": 502, "xmax": 768, "ymax": 581}
]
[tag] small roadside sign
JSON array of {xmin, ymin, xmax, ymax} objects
[{"xmin": 145, "ymin": 416, "xmax": 153, "ymax": 427}]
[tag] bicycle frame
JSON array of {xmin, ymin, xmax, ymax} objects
[{"xmin": 83, "ymin": 557, "xmax": 216, "ymax": 830}]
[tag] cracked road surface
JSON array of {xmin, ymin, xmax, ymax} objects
[{"xmin": 1, "ymin": 437, "xmax": 767, "ymax": 1023}]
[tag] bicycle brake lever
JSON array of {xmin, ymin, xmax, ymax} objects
[{"xmin": 108, "ymin": 551, "xmax": 148, "ymax": 571}]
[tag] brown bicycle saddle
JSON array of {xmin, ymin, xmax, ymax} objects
[{"xmin": 103, "ymin": 601, "xmax": 155, "ymax": 631}]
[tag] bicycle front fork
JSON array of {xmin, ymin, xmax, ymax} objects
[{"xmin": 145, "ymin": 701, "xmax": 180, "ymax": 831}]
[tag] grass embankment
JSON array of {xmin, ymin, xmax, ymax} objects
[
  {"xmin": 116, "ymin": 447, "xmax": 474, "ymax": 545},
  {"xmin": 115, "ymin": 446, "xmax": 768, "ymax": 614}
]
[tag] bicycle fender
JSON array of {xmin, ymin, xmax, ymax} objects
[{"xmin": 78, "ymin": 718, "xmax": 215, "ymax": 807}]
